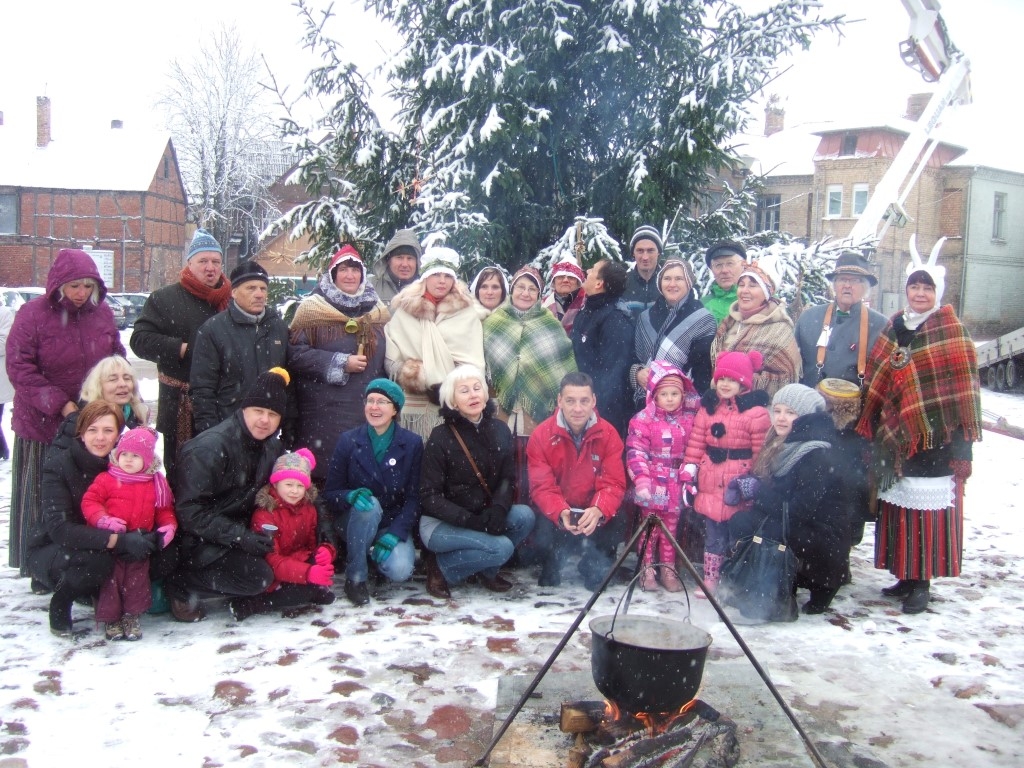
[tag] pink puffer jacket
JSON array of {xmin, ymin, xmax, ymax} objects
[{"xmin": 684, "ymin": 389, "xmax": 771, "ymax": 523}]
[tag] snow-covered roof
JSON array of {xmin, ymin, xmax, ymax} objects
[
  {"xmin": 0, "ymin": 127, "xmax": 173, "ymax": 192},
  {"xmin": 728, "ymin": 122, "xmax": 833, "ymax": 178}
]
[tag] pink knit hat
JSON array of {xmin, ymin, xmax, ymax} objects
[
  {"xmin": 114, "ymin": 427, "xmax": 158, "ymax": 468},
  {"xmin": 713, "ymin": 350, "xmax": 763, "ymax": 391},
  {"xmin": 269, "ymin": 448, "xmax": 316, "ymax": 489},
  {"xmin": 550, "ymin": 255, "xmax": 585, "ymax": 284}
]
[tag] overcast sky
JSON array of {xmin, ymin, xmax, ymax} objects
[{"xmin": 0, "ymin": 0, "xmax": 1018, "ymax": 169}]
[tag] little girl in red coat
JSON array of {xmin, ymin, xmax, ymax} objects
[
  {"xmin": 228, "ymin": 448, "xmax": 337, "ymax": 621},
  {"xmin": 683, "ymin": 351, "xmax": 771, "ymax": 596},
  {"xmin": 81, "ymin": 427, "xmax": 176, "ymax": 641}
]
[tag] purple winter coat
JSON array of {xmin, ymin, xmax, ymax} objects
[{"xmin": 6, "ymin": 249, "xmax": 124, "ymax": 443}]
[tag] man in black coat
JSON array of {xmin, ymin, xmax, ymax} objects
[
  {"xmin": 131, "ymin": 229, "xmax": 232, "ymax": 482},
  {"xmin": 165, "ymin": 369, "xmax": 287, "ymax": 622},
  {"xmin": 189, "ymin": 260, "xmax": 293, "ymax": 437},
  {"xmin": 571, "ymin": 259, "xmax": 635, "ymax": 437}
]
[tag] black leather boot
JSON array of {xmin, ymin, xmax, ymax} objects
[
  {"xmin": 902, "ymin": 580, "xmax": 931, "ymax": 614},
  {"xmin": 881, "ymin": 579, "xmax": 914, "ymax": 598}
]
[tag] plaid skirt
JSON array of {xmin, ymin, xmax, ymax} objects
[
  {"xmin": 874, "ymin": 479, "xmax": 964, "ymax": 580},
  {"xmin": 9, "ymin": 436, "xmax": 46, "ymax": 574}
]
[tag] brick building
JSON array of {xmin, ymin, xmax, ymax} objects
[
  {"xmin": 736, "ymin": 99, "xmax": 1024, "ymax": 334},
  {"xmin": 0, "ymin": 97, "xmax": 188, "ymax": 292}
]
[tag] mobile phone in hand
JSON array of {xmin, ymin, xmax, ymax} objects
[{"xmin": 569, "ymin": 508, "xmax": 585, "ymax": 526}]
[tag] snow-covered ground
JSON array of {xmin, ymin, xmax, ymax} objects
[{"xmin": 1, "ymin": 352, "xmax": 1021, "ymax": 766}]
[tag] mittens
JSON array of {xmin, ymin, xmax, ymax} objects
[
  {"xmin": 346, "ymin": 488, "xmax": 375, "ymax": 513},
  {"xmin": 314, "ymin": 545, "xmax": 334, "ymax": 567},
  {"xmin": 370, "ymin": 533, "xmax": 400, "ymax": 565},
  {"xmin": 482, "ymin": 505, "xmax": 507, "ymax": 536},
  {"xmin": 681, "ymin": 464, "xmax": 698, "ymax": 507},
  {"xmin": 114, "ymin": 530, "xmax": 158, "ymax": 562},
  {"xmin": 307, "ymin": 563, "xmax": 335, "ymax": 586},
  {"xmin": 157, "ymin": 524, "xmax": 176, "ymax": 548},
  {"xmin": 724, "ymin": 474, "xmax": 760, "ymax": 506},
  {"xmin": 96, "ymin": 515, "xmax": 127, "ymax": 533},
  {"xmin": 238, "ymin": 531, "xmax": 274, "ymax": 556},
  {"xmin": 633, "ymin": 478, "xmax": 653, "ymax": 504},
  {"xmin": 950, "ymin": 459, "xmax": 972, "ymax": 482}
]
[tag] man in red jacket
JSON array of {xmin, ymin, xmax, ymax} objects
[{"xmin": 527, "ymin": 372, "xmax": 626, "ymax": 589}]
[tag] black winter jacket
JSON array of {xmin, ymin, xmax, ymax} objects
[
  {"xmin": 731, "ymin": 412, "xmax": 851, "ymax": 593},
  {"xmin": 571, "ymin": 293, "xmax": 636, "ymax": 437},
  {"xmin": 130, "ymin": 282, "xmax": 224, "ymax": 437},
  {"xmin": 189, "ymin": 301, "xmax": 291, "ymax": 435},
  {"xmin": 420, "ymin": 402, "xmax": 515, "ymax": 527},
  {"xmin": 174, "ymin": 410, "xmax": 282, "ymax": 568},
  {"xmin": 29, "ymin": 437, "xmax": 114, "ymax": 554}
]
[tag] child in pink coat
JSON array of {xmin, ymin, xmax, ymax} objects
[
  {"xmin": 683, "ymin": 351, "xmax": 771, "ymax": 596},
  {"xmin": 626, "ymin": 361, "xmax": 700, "ymax": 592},
  {"xmin": 81, "ymin": 427, "xmax": 176, "ymax": 641}
]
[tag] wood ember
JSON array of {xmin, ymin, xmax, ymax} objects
[{"xmin": 560, "ymin": 701, "xmax": 609, "ymax": 734}]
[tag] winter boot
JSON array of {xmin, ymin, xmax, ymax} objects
[
  {"xmin": 49, "ymin": 586, "xmax": 84, "ymax": 638},
  {"xmin": 121, "ymin": 614, "xmax": 143, "ymax": 641},
  {"xmin": 538, "ymin": 550, "xmax": 561, "ymax": 587},
  {"xmin": 638, "ymin": 533, "xmax": 660, "ymax": 591},
  {"xmin": 657, "ymin": 530, "xmax": 684, "ymax": 592},
  {"xmin": 802, "ymin": 587, "xmax": 839, "ymax": 615},
  {"xmin": 697, "ymin": 553, "xmax": 724, "ymax": 599},
  {"xmin": 882, "ymin": 579, "xmax": 914, "ymax": 598},
  {"xmin": 228, "ymin": 594, "xmax": 270, "ymax": 622},
  {"xmin": 902, "ymin": 580, "xmax": 931, "ymax": 614},
  {"xmin": 105, "ymin": 619, "xmax": 125, "ymax": 641}
]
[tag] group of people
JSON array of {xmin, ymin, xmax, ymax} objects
[{"xmin": 4, "ymin": 223, "xmax": 981, "ymax": 638}]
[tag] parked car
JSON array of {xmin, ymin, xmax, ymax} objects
[
  {"xmin": 0, "ymin": 289, "xmax": 26, "ymax": 312},
  {"xmin": 104, "ymin": 295, "xmax": 128, "ymax": 329},
  {"xmin": 110, "ymin": 293, "xmax": 146, "ymax": 327},
  {"xmin": 12, "ymin": 287, "xmax": 44, "ymax": 305}
]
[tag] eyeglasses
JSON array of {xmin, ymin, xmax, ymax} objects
[
  {"xmin": 834, "ymin": 276, "xmax": 867, "ymax": 286},
  {"xmin": 365, "ymin": 397, "xmax": 393, "ymax": 407}
]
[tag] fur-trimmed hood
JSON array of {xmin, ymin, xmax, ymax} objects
[
  {"xmin": 255, "ymin": 483, "xmax": 318, "ymax": 512},
  {"xmin": 700, "ymin": 387, "xmax": 770, "ymax": 415},
  {"xmin": 390, "ymin": 278, "xmax": 474, "ymax": 321}
]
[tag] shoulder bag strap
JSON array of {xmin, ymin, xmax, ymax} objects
[
  {"xmin": 815, "ymin": 302, "xmax": 835, "ymax": 379},
  {"xmin": 857, "ymin": 301, "xmax": 869, "ymax": 388},
  {"xmin": 449, "ymin": 425, "xmax": 492, "ymax": 501}
]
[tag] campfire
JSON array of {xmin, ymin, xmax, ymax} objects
[{"xmin": 557, "ymin": 697, "xmax": 739, "ymax": 768}]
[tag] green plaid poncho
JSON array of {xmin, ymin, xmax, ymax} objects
[
  {"xmin": 483, "ymin": 302, "xmax": 577, "ymax": 425},
  {"xmin": 856, "ymin": 304, "xmax": 982, "ymax": 491}
]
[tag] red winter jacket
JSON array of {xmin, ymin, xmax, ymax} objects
[
  {"xmin": 684, "ymin": 389, "xmax": 771, "ymax": 523},
  {"xmin": 81, "ymin": 471, "xmax": 176, "ymax": 532},
  {"xmin": 251, "ymin": 485, "xmax": 334, "ymax": 590},
  {"xmin": 527, "ymin": 412, "xmax": 626, "ymax": 525}
]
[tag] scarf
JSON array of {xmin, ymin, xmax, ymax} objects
[
  {"xmin": 318, "ymin": 270, "xmax": 382, "ymax": 314},
  {"xmin": 770, "ymin": 440, "xmax": 831, "ymax": 478},
  {"xmin": 855, "ymin": 304, "xmax": 982, "ymax": 491},
  {"xmin": 179, "ymin": 267, "xmax": 232, "ymax": 311},
  {"xmin": 289, "ymin": 293, "xmax": 390, "ymax": 360},
  {"xmin": 369, "ymin": 422, "xmax": 395, "ymax": 463},
  {"xmin": 635, "ymin": 295, "xmax": 717, "ymax": 374},
  {"xmin": 107, "ymin": 464, "xmax": 174, "ymax": 509},
  {"xmin": 483, "ymin": 301, "xmax": 577, "ymax": 425},
  {"xmin": 710, "ymin": 299, "xmax": 799, "ymax": 398}
]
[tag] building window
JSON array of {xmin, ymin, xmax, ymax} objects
[
  {"xmin": 755, "ymin": 194, "xmax": 781, "ymax": 232},
  {"xmin": 0, "ymin": 193, "xmax": 16, "ymax": 234},
  {"xmin": 840, "ymin": 134, "xmax": 858, "ymax": 156},
  {"xmin": 163, "ymin": 156, "xmax": 170, "ymax": 178},
  {"xmin": 852, "ymin": 183, "xmax": 869, "ymax": 217},
  {"xmin": 826, "ymin": 185, "xmax": 843, "ymax": 218},
  {"xmin": 993, "ymin": 192, "xmax": 1007, "ymax": 240}
]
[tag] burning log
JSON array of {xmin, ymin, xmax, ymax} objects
[
  {"xmin": 566, "ymin": 733, "xmax": 592, "ymax": 768},
  {"xmin": 560, "ymin": 701, "xmax": 609, "ymax": 734}
]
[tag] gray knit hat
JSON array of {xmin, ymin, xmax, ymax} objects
[
  {"xmin": 629, "ymin": 225, "xmax": 663, "ymax": 255},
  {"xmin": 186, "ymin": 228, "xmax": 222, "ymax": 262},
  {"xmin": 383, "ymin": 228, "xmax": 422, "ymax": 261},
  {"xmin": 772, "ymin": 384, "xmax": 826, "ymax": 418}
]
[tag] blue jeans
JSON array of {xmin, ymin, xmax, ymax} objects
[
  {"xmin": 335, "ymin": 498, "xmax": 415, "ymax": 584},
  {"xmin": 424, "ymin": 504, "xmax": 535, "ymax": 584}
]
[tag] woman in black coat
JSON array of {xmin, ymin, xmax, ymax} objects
[
  {"xmin": 418, "ymin": 365, "xmax": 535, "ymax": 598},
  {"xmin": 731, "ymin": 384, "xmax": 850, "ymax": 615},
  {"xmin": 27, "ymin": 401, "xmax": 159, "ymax": 636}
]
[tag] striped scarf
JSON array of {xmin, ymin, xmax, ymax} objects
[
  {"xmin": 483, "ymin": 302, "xmax": 577, "ymax": 425},
  {"xmin": 856, "ymin": 305, "xmax": 982, "ymax": 491}
]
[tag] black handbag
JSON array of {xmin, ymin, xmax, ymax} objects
[{"xmin": 719, "ymin": 502, "xmax": 800, "ymax": 622}]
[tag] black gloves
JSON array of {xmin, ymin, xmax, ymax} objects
[
  {"xmin": 465, "ymin": 506, "xmax": 507, "ymax": 535},
  {"xmin": 114, "ymin": 530, "xmax": 159, "ymax": 562},
  {"xmin": 237, "ymin": 531, "xmax": 275, "ymax": 556}
]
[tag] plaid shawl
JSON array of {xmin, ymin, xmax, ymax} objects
[
  {"xmin": 856, "ymin": 305, "xmax": 982, "ymax": 490},
  {"xmin": 484, "ymin": 302, "xmax": 576, "ymax": 424},
  {"xmin": 710, "ymin": 300, "xmax": 801, "ymax": 398}
]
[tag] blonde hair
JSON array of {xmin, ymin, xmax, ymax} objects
[
  {"xmin": 60, "ymin": 279, "xmax": 100, "ymax": 305},
  {"xmin": 79, "ymin": 355, "xmax": 149, "ymax": 424},
  {"xmin": 440, "ymin": 364, "xmax": 489, "ymax": 411}
]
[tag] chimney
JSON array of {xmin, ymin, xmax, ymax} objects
[
  {"xmin": 111, "ymin": 119, "xmax": 123, "ymax": 129},
  {"xmin": 36, "ymin": 96, "xmax": 51, "ymax": 148},
  {"xmin": 765, "ymin": 102, "xmax": 785, "ymax": 137},
  {"xmin": 904, "ymin": 93, "xmax": 931, "ymax": 122}
]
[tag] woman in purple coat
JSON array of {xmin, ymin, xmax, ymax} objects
[{"xmin": 5, "ymin": 249, "xmax": 124, "ymax": 577}]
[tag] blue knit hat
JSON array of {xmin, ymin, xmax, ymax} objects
[
  {"xmin": 365, "ymin": 378, "xmax": 405, "ymax": 412},
  {"xmin": 187, "ymin": 229, "xmax": 223, "ymax": 261}
]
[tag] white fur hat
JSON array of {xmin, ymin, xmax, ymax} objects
[{"xmin": 420, "ymin": 246, "xmax": 461, "ymax": 281}]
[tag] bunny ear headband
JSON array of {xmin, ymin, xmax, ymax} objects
[{"xmin": 906, "ymin": 234, "xmax": 946, "ymax": 302}]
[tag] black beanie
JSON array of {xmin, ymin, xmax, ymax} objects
[
  {"xmin": 239, "ymin": 367, "xmax": 290, "ymax": 415},
  {"xmin": 229, "ymin": 260, "xmax": 269, "ymax": 287}
]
